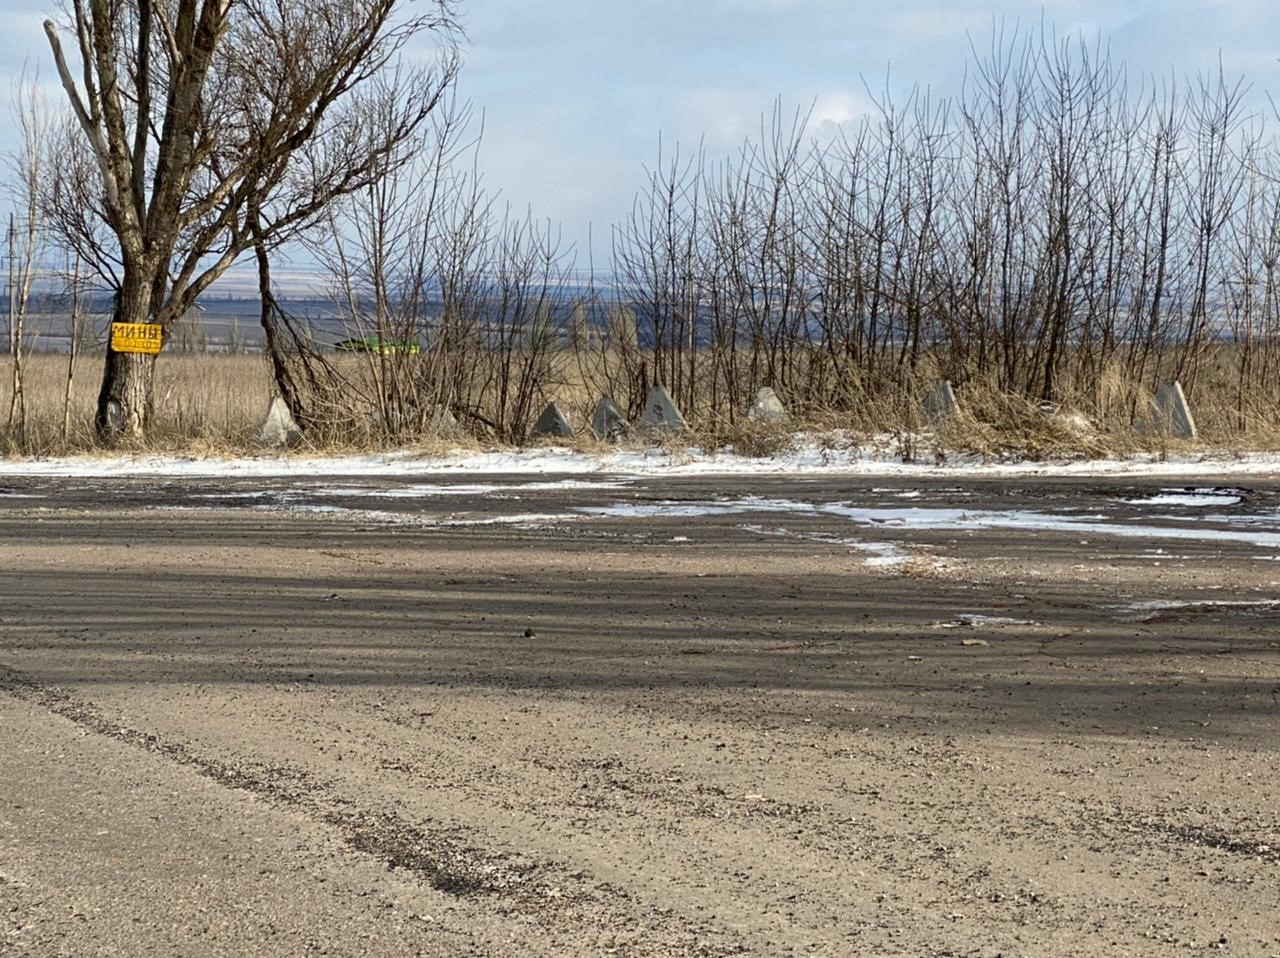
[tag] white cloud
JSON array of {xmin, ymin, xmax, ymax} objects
[
  {"xmin": 669, "ymin": 87, "xmax": 758, "ymax": 147},
  {"xmin": 810, "ymin": 90, "xmax": 876, "ymax": 128},
  {"xmin": 2, "ymin": 0, "xmax": 1280, "ymax": 252},
  {"xmin": 889, "ymin": 9, "xmax": 990, "ymax": 39}
]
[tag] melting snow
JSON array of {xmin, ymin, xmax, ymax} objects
[
  {"xmin": 942, "ymin": 614, "xmax": 1037, "ymax": 628},
  {"xmin": 817, "ymin": 504, "xmax": 1280, "ymax": 548},
  {"xmin": 169, "ymin": 485, "xmax": 1280, "ymax": 551},
  {"xmin": 578, "ymin": 498, "xmax": 813, "ymax": 520},
  {"xmin": 575, "ymin": 497, "xmax": 1280, "ymax": 549},
  {"xmin": 3, "ymin": 440, "xmax": 1280, "ymax": 478},
  {"xmin": 1123, "ymin": 487, "xmax": 1244, "ymax": 507},
  {"xmin": 255, "ymin": 503, "xmax": 575, "ymax": 528},
  {"xmin": 1116, "ymin": 598, "xmax": 1280, "ymax": 621},
  {"xmin": 738, "ymin": 523, "xmax": 914, "ymax": 568}
]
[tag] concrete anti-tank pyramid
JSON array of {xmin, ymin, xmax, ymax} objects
[
  {"xmin": 591, "ymin": 397, "xmax": 630, "ymax": 441},
  {"xmin": 638, "ymin": 384, "xmax": 687, "ymax": 432},
  {"xmin": 532, "ymin": 402, "xmax": 575, "ymax": 439},
  {"xmin": 747, "ymin": 386, "xmax": 789, "ymax": 423},
  {"xmin": 923, "ymin": 380, "xmax": 958, "ymax": 421},
  {"xmin": 259, "ymin": 397, "xmax": 302, "ymax": 447},
  {"xmin": 1152, "ymin": 381, "xmax": 1197, "ymax": 440},
  {"xmin": 430, "ymin": 404, "xmax": 461, "ymax": 439}
]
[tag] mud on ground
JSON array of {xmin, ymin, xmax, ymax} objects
[{"xmin": 0, "ymin": 475, "xmax": 1277, "ymax": 956}]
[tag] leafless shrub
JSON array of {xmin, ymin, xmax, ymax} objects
[
  {"xmin": 590, "ymin": 22, "xmax": 1280, "ymax": 443},
  {"xmin": 3, "ymin": 69, "xmax": 51, "ymax": 446},
  {"xmin": 260, "ymin": 97, "xmax": 579, "ymax": 445}
]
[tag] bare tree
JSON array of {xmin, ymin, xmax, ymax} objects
[
  {"xmin": 4, "ymin": 69, "xmax": 50, "ymax": 442},
  {"xmin": 289, "ymin": 91, "xmax": 481, "ymax": 438},
  {"xmin": 63, "ymin": 254, "xmax": 84, "ymax": 441},
  {"xmin": 42, "ymin": 0, "xmax": 460, "ymax": 439},
  {"xmin": 590, "ymin": 18, "xmax": 1280, "ymax": 438}
]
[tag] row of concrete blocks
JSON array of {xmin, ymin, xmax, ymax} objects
[
  {"xmin": 923, "ymin": 379, "xmax": 1198, "ymax": 439},
  {"xmin": 261, "ymin": 378, "xmax": 1198, "ymax": 446},
  {"xmin": 531, "ymin": 384, "xmax": 791, "ymax": 441},
  {"xmin": 259, "ymin": 383, "xmax": 788, "ymax": 447}
]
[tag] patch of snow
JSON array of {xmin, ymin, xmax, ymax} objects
[
  {"xmin": 1115, "ymin": 598, "xmax": 1280, "ymax": 621},
  {"xmin": 1199, "ymin": 513, "xmax": 1280, "ymax": 526},
  {"xmin": 309, "ymin": 479, "xmax": 635, "ymax": 498},
  {"xmin": 193, "ymin": 491, "xmax": 277, "ymax": 500},
  {"xmin": 815, "ymin": 503, "xmax": 1280, "ymax": 548},
  {"xmin": 1097, "ymin": 553, "xmax": 1201, "ymax": 561},
  {"xmin": 432, "ymin": 513, "xmax": 577, "ymax": 528},
  {"xmin": 507, "ymin": 479, "xmax": 633, "ymax": 491},
  {"xmin": 862, "ymin": 546, "xmax": 915, "ymax": 567},
  {"xmin": 312, "ymin": 483, "xmax": 502, "ymax": 498},
  {"xmin": 738, "ymin": 523, "xmax": 914, "ymax": 568},
  {"xmin": 578, "ymin": 497, "xmax": 814, "ymax": 520},
  {"xmin": 870, "ymin": 487, "xmax": 922, "ymax": 498},
  {"xmin": 190, "ymin": 478, "xmax": 633, "ymax": 503},
  {"xmin": 1123, "ymin": 487, "xmax": 1244, "ymax": 507},
  {"xmin": 1132, "ymin": 494, "xmax": 1232, "ymax": 507},
  {"xmin": 254, "ymin": 503, "xmax": 419, "ymax": 525},
  {"xmin": 941, "ymin": 614, "xmax": 1037, "ymax": 628},
  {"xmin": 574, "ymin": 496, "xmax": 1280, "ymax": 548},
  {"xmin": 254, "ymin": 502, "xmax": 575, "ymax": 528},
  {"xmin": 4, "ymin": 437, "xmax": 1280, "ymax": 478}
]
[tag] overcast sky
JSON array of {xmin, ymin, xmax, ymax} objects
[{"xmin": 3, "ymin": 0, "xmax": 1280, "ymax": 266}]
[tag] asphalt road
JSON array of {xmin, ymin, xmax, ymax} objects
[{"xmin": 1, "ymin": 473, "xmax": 1278, "ymax": 956}]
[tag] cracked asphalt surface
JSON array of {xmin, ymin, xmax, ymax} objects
[{"xmin": 1, "ymin": 472, "xmax": 1278, "ymax": 956}]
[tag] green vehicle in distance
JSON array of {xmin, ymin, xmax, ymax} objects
[{"xmin": 334, "ymin": 337, "xmax": 422, "ymax": 355}]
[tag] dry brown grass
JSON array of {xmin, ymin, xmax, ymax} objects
[
  {"xmin": 4, "ymin": 347, "xmax": 1280, "ymax": 458},
  {"xmin": 1, "ymin": 353, "xmax": 273, "ymax": 456},
  {"xmin": 692, "ymin": 417, "xmax": 798, "ymax": 459}
]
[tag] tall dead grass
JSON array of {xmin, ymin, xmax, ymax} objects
[
  {"xmin": 3, "ymin": 347, "xmax": 1279, "ymax": 458},
  {"xmin": 0, "ymin": 354, "xmax": 273, "ymax": 456}
]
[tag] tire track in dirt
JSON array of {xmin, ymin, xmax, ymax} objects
[{"xmin": 0, "ymin": 663, "xmax": 748, "ymax": 957}]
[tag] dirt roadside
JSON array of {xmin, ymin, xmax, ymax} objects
[{"xmin": 1, "ymin": 477, "xmax": 1278, "ymax": 956}]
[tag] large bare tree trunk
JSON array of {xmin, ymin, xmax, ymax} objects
[
  {"xmin": 95, "ymin": 350, "xmax": 156, "ymax": 438},
  {"xmin": 95, "ymin": 283, "xmax": 157, "ymax": 438}
]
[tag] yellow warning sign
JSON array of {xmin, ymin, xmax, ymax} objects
[{"xmin": 110, "ymin": 322, "xmax": 164, "ymax": 355}]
